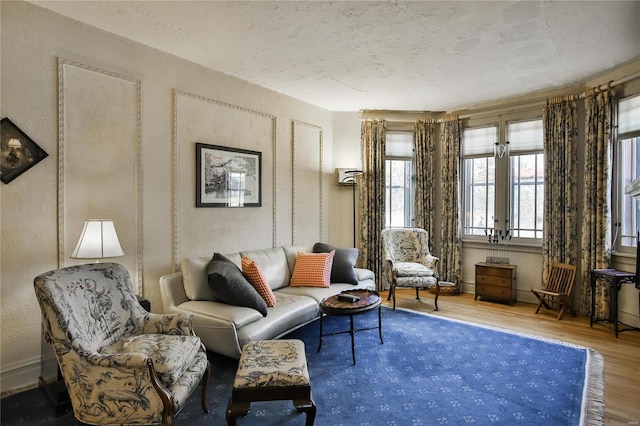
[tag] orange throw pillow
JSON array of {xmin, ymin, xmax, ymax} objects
[
  {"xmin": 241, "ymin": 256, "xmax": 277, "ymax": 307},
  {"xmin": 290, "ymin": 251, "xmax": 335, "ymax": 287}
]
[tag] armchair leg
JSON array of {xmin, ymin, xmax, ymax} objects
[
  {"xmin": 415, "ymin": 288, "xmax": 421, "ymax": 301},
  {"xmin": 388, "ymin": 285, "xmax": 397, "ymax": 310},
  {"xmin": 201, "ymin": 359, "xmax": 211, "ymax": 413},
  {"xmin": 433, "ymin": 281, "xmax": 440, "ymax": 312}
]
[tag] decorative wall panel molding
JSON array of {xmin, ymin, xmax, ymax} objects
[
  {"xmin": 173, "ymin": 90, "xmax": 277, "ymax": 269},
  {"xmin": 58, "ymin": 58, "xmax": 142, "ymax": 293},
  {"xmin": 292, "ymin": 120, "xmax": 323, "ymax": 245}
]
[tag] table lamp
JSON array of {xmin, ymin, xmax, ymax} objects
[{"xmin": 71, "ymin": 219, "xmax": 125, "ymax": 261}]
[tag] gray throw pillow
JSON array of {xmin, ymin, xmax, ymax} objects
[
  {"xmin": 206, "ymin": 253, "xmax": 268, "ymax": 316},
  {"xmin": 313, "ymin": 243, "xmax": 359, "ymax": 285}
]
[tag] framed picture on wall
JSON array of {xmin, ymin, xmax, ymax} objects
[
  {"xmin": 1, "ymin": 117, "xmax": 48, "ymax": 184},
  {"xmin": 196, "ymin": 143, "xmax": 262, "ymax": 207}
]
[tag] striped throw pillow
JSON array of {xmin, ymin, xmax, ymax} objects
[
  {"xmin": 241, "ymin": 256, "xmax": 277, "ymax": 307},
  {"xmin": 289, "ymin": 251, "xmax": 335, "ymax": 287}
]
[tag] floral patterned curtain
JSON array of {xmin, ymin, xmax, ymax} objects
[
  {"xmin": 439, "ymin": 118, "xmax": 462, "ymax": 289},
  {"xmin": 542, "ymin": 97, "xmax": 578, "ymax": 281},
  {"xmin": 359, "ymin": 119, "xmax": 387, "ymax": 290},
  {"xmin": 414, "ymin": 119, "xmax": 436, "ymax": 246},
  {"xmin": 580, "ymin": 89, "xmax": 615, "ymax": 317}
]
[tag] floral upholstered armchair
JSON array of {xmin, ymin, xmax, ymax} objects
[
  {"xmin": 34, "ymin": 262, "xmax": 210, "ymax": 425},
  {"xmin": 381, "ymin": 227, "xmax": 440, "ymax": 310}
]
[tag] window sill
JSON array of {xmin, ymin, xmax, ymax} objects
[{"xmin": 462, "ymin": 238, "xmax": 542, "ymax": 254}]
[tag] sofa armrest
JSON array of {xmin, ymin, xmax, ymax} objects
[
  {"xmin": 355, "ymin": 267, "xmax": 375, "ymax": 281},
  {"xmin": 159, "ymin": 272, "xmax": 190, "ymax": 312}
]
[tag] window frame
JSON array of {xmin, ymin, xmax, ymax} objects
[
  {"xmin": 384, "ymin": 130, "xmax": 415, "ymax": 229},
  {"xmin": 612, "ymin": 90, "xmax": 640, "ymax": 254},
  {"xmin": 462, "ymin": 125, "xmax": 498, "ymax": 237},
  {"xmin": 506, "ymin": 119, "xmax": 545, "ymax": 240},
  {"xmin": 461, "ymin": 111, "xmax": 544, "ymax": 245}
]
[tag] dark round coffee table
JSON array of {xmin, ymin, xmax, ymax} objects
[{"xmin": 318, "ymin": 289, "xmax": 383, "ymax": 365}]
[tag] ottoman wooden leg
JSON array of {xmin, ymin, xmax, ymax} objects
[
  {"xmin": 293, "ymin": 398, "xmax": 316, "ymax": 426},
  {"xmin": 226, "ymin": 398, "xmax": 250, "ymax": 426}
]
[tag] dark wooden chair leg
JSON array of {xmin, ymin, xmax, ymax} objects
[
  {"xmin": 535, "ymin": 299, "xmax": 544, "ymax": 314},
  {"xmin": 201, "ymin": 360, "xmax": 211, "ymax": 413},
  {"xmin": 392, "ymin": 285, "xmax": 396, "ymax": 309},
  {"xmin": 415, "ymin": 288, "xmax": 421, "ymax": 300},
  {"xmin": 433, "ymin": 281, "xmax": 440, "ymax": 311}
]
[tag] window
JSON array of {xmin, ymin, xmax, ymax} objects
[
  {"xmin": 508, "ymin": 120, "xmax": 544, "ymax": 239},
  {"xmin": 385, "ymin": 131, "xmax": 413, "ymax": 228},
  {"xmin": 462, "ymin": 126, "xmax": 496, "ymax": 236},
  {"xmin": 463, "ymin": 118, "xmax": 544, "ymax": 241},
  {"xmin": 614, "ymin": 94, "xmax": 640, "ymax": 251}
]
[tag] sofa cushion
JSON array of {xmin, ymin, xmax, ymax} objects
[
  {"xmin": 206, "ymin": 253, "xmax": 268, "ymax": 316},
  {"xmin": 102, "ymin": 334, "xmax": 200, "ymax": 385},
  {"xmin": 313, "ymin": 242, "xmax": 359, "ymax": 285},
  {"xmin": 236, "ymin": 292, "xmax": 319, "ymax": 347},
  {"xmin": 177, "ymin": 300, "xmax": 263, "ymax": 328},
  {"xmin": 241, "ymin": 256, "xmax": 277, "ymax": 307},
  {"xmin": 289, "ymin": 251, "xmax": 335, "ymax": 287},
  {"xmin": 279, "ymin": 282, "xmax": 375, "ymax": 304},
  {"xmin": 181, "ymin": 257, "xmax": 215, "ymax": 301},
  {"xmin": 240, "ymin": 247, "xmax": 290, "ymax": 290},
  {"xmin": 182, "ymin": 252, "xmax": 242, "ymax": 301},
  {"xmin": 283, "ymin": 244, "xmax": 314, "ymax": 276}
]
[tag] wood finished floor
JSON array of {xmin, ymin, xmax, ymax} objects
[{"xmin": 379, "ymin": 289, "xmax": 640, "ymax": 426}]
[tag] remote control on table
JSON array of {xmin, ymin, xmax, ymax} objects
[{"xmin": 338, "ymin": 293, "xmax": 360, "ymax": 302}]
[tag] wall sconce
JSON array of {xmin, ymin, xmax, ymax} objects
[{"xmin": 71, "ymin": 219, "xmax": 125, "ymax": 262}]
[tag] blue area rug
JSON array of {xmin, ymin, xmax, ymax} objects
[{"xmin": 1, "ymin": 307, "xmax": 604, "ymax": 425}]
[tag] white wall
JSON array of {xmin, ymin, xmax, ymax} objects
[{"xmin": 0, "ymin": 2, "xmax": 338, "ymax": 394}]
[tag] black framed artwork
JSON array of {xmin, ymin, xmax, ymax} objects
[
  {"xmin": 196, "ymin": 143, "xmax": 262, "ymax": 207},
  {"xmin": 1, "ymin": 117, "xmax": 48, "ymax": 184}
]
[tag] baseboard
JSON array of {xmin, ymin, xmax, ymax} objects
[{"xmin": 1, "ymin": 355, "xmax": 40, "ymax": 397}]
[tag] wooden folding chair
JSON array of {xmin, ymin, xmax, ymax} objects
[{"xmin": 531, "ymin": 263, "xmax": 577, "ymax": 320}]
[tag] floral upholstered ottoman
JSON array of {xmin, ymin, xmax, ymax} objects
[{"xmin": 226, "ymin": 339, "xmax": 316, "ymax": 425}]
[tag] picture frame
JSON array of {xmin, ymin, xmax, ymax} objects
[
  {"xmin": 196, "ymin": 143, "xmax": 262, "ymax": 207},
  {"xmin": 1, "ymin": 117, "xmax": 48, "ymax": 184}
]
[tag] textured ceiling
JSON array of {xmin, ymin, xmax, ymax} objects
[{"xmin": 30, "ymin": 1, "xmax": 640, "ymax": 112}]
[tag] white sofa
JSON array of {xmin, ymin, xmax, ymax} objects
[{"xmin": 159, "ymin": 244, "xmax": 375, "ymax": 359}]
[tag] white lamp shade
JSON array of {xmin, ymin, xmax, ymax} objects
[{"xmin": 71, "ymin": 219, "xmax": 125, "ymax": 259}]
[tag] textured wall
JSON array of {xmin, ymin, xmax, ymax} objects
[{"xmin": 0, "ymin": 1, "xmax": 338, "ymax": 394}]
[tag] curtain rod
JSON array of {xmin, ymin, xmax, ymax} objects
[
  {"xmin": 362, "ymin": 70, "xmax": 640, "ymax": 123},
  {"xmin": 577, "ymin": 70, "xmax": 640, "ymax": 99}
]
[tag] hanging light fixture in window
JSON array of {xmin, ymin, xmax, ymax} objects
[
  {"xmin": 495, "ymin": 115, "xmax": 509, "ymax": 159},
  {"xmin": 495, "ymin": 142, "xmax": 508, "ymax": 158}
]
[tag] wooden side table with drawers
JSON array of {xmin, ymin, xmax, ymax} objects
[{"xmin": 475, "ymin": 262, "xmax": 517, "ymax": 305}]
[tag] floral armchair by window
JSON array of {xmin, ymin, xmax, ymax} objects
[
  {"xmin": 34, "ymin": 262, "xmax": 210, "ymax": 425},
  {"xmin": 381, "ymin": 227, "xmax": 440, "ymax": 310}
]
